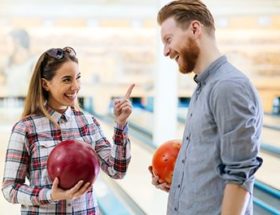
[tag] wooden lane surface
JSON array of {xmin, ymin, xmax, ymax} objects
[
  {"xmin": 255, "ymin": 152, "xmax": 280, "ymax": 190},
  {"xmin": 99, "ymin": 120, "xmax": 168, "ymax": 215},
  {"xmin": 130, "ymin": 108, "xmax": 184, "ymax": 138},
  {"xmin": 263, "ymin": 114, "xmax": 280, "ymax": 130}
]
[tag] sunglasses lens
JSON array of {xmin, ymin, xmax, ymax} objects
[
  {"xmin": 56, "ymin": 49, "xmax": 63, "ymax": 59},
  {"xmin": 46, "ymin": 48, "xmax": 64, "ymax": 59},
  {"xmin": 63, "ymin": 47, "xmax": 76, "ymax": 57},
  {"xmin": 46, "ymin": 47, "xmax": 76, "ymax": 60}
]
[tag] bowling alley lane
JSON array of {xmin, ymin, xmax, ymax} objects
[
  {"xmin": 177, "ymin": 107, "xmax": 188, "ymax": 122},
  {"xmin": 263, "ymin": 114, "xmax": 280, "ymax": 130},
  {"xmin": 261, "ymin": 127, "xmax": 280, "ymax": 148},
  {"xmin": 256, "ymin": 152, "xmax": 280, "ymax": 190},
  {"xmin": 97, "ymin": 119, "xmax": 168, "ymax": 215},
  {"xmin": 130, "ymin": 107, "xmax": 185, "ymax": 138}
]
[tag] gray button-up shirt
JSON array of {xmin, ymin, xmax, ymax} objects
[{"xmin": 167, "ymin": 56, "xmax": 263, "ymax": 215}]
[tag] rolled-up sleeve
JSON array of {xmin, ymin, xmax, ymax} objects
[{"xmin": 211, "ymin": 80, "xmax": 263, "ymax": 193}]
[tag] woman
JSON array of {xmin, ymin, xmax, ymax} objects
[{"xmin": 2, "ymin": 47, "xmax": 134, "ymax": 214}]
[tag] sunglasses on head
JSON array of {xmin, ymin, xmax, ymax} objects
[{"xmin": 46, "ymin": 46, "xmax": 76, "ymax": 59}]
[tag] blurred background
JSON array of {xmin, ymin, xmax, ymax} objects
[{"xmin": 0, "ymin": 0, "xmax": 279, "ymax": 214}]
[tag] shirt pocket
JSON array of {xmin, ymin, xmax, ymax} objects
[
  {"xmin": 30, "ymin": 141, "xmax": 57, "ymax": 179},
  {"xmin": 37, "ymin": 141, "xmax": 57, "ymax": 159}
]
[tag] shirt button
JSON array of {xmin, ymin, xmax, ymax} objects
[
  {"xmin": 186, "ymin": 136, "xmax": 189, "ymax": 140},
  {"xmin": 68, "ymin": 203, "xmax": 71, "ymax": 207},
  {"xmin": 174, "ymin": 207, "xmax": 178, "ymax": 211},
  {"xmin": 182, "ymin": 159, "xmax": 185, "ymax": 164},
  {"xmin": 177, "ymin": 184, "xmax": 181, "ymax": 188},
  {"xmin": 190, "ymin": 113, "xmax": 193, "ymax": 117}
]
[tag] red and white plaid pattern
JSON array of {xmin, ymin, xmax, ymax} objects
[{"xmin": 2, "ymin": 106, "xmax": 131, "ymax": 214}]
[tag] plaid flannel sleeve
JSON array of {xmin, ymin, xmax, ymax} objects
[
  {"xmin": 1, "ymin": 121, "xmax": 54, "ymax": 206},
  {"xmin": 92, "ymin": 118, "xmax": 131, "ymax": 179}
]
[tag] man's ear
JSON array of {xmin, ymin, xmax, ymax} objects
[
  {"xmin": 41, "ymin": 78, "xmax": 49, "ymax": 91},
  {"xmin": 190, "ymin": 20, "xmax": 202, "ymax": 38}
]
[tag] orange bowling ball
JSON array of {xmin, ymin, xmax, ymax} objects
[{"xmin": 152, "ymin": 139, "xmax": 181, "ymax": 184}]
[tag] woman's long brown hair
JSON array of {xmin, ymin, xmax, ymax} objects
[{"xmin": 22, "ymin": 48, "xmax": 80, "ymax": 127}]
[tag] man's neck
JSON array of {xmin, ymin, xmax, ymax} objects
[{"xmin": 194, "ymin": 38, "xmax": 222, "ymax": 75}]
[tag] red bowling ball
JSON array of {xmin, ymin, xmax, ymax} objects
[
  {"xmin": 47, "ymin": 139, "xmax": 100, "ymax": 190},
  {"xmin": 152, "ymin": 139, "xmax": 181, "ymax": 185}
]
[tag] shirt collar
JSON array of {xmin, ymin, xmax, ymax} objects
[
  {"xmin": 46, "ymin": 105, "xmax": 73, "ymax": 123},
  {"xmin": 194, "ymin": 55, "xmax": 227, "ymax": 84}
]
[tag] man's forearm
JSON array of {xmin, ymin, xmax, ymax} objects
[{"xmin": 221, "ymin": 183, "xmax": 250, "ymax": 215}]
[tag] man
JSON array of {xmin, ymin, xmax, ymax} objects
[{"xmin": 149, "ymin": 1, "xmax": 263, "ymax": 214}]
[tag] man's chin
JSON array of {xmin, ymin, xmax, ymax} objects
[{"xmin": 179, "ymin": 67, "xmax": 192, "ymax": 74}]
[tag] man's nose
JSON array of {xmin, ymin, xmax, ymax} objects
[{"xmin": 163, "ymin": 45, "xmax": 170, "ymax": 57}]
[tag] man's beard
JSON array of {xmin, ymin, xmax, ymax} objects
[{"xmin": 179, "ymin": 38, "xmax": 200, "ymax": 74}]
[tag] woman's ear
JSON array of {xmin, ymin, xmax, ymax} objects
[{"xmin": 41, "ymin": 78, "xmax": 49, "ymax": 91}]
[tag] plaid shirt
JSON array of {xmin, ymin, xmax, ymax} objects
[{"xmin": 2, "ymin": 106, "xmax": 131, "ymax": 214}]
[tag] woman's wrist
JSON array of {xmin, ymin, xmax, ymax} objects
[{"xmin": 116, "ymin": 120, "xmax": 127, "ymax": 128}]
